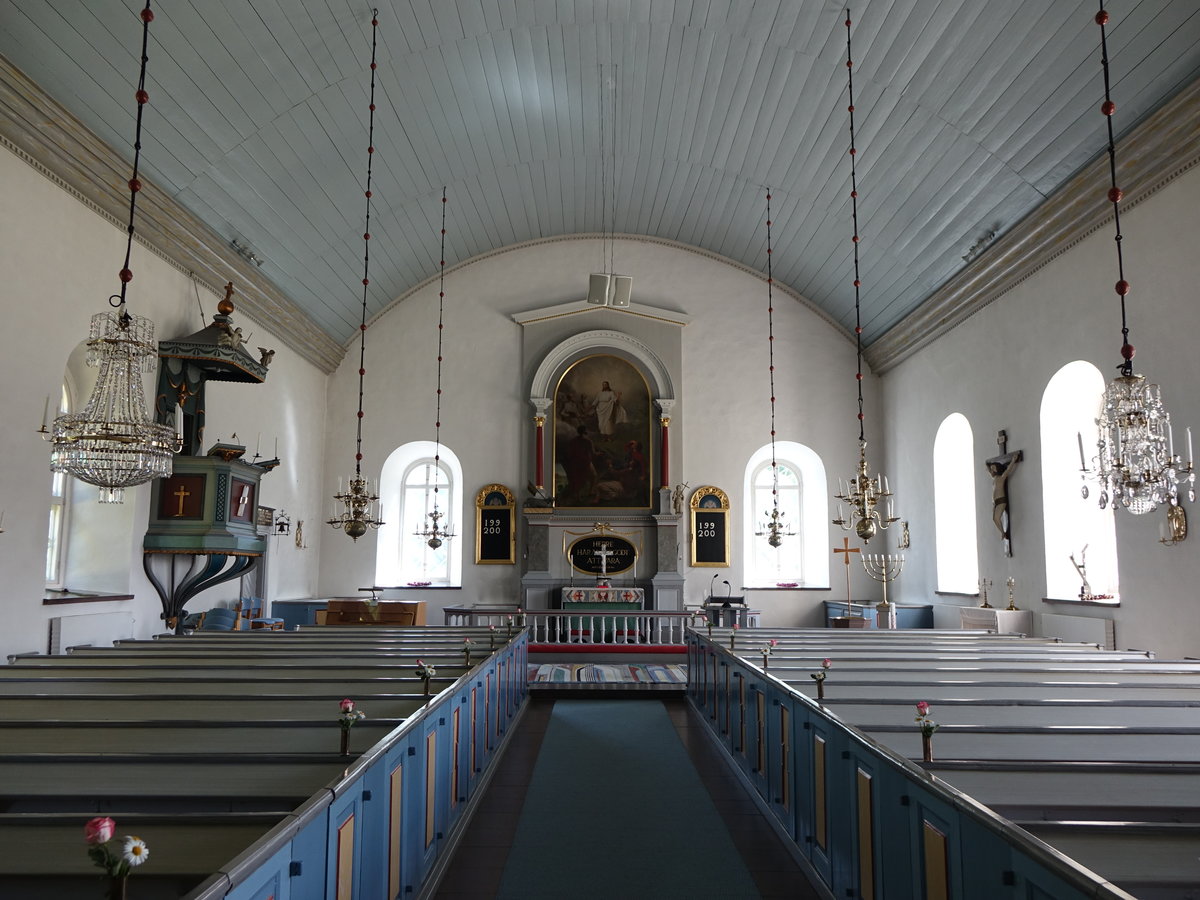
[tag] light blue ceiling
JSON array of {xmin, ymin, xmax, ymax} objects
[{"xmin": 3, "ymin": 0, "xmax": 1199, "ymax": 346}]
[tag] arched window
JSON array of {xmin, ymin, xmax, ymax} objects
[
  {"xmin": 45, "ymin": 382, "xmax": 71, "ymax": 587},
  {"xmin": 376, "ymin": 442, "xmax": 463, "ymax": 587},
  {"xmin": 933, "ymin": 413, "xmax": 980, "ymax": 593},
  {"xmin": 743, "ymin": 442, "xmax": 829, "ymax": 588},
  {"xmin": 1040, "ymin": 361, "xmax": 1118, "ymax": 602}
]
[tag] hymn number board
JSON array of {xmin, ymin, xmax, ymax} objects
[
  {"xmin": 475, "ymin": 484, "xmax": 516, "ymax": 564},
  {"xmin": 690, "ymin": 485, "xmax": 730, "ymax": 567}
]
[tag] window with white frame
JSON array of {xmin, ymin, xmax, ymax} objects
[
  {"xmin": 934, "ymin": 412, "xmax": 980, "ymax": 593},
  {"xmin": 743, "ymin": 441, "xmax": 830, "ymax": 588},
  {"xmin": 1040, "ymin": 361, "xmax": 1119, "ymax": 602},
  {"xmin": 45, "ymin": 383, "xmax": 70, "ymax": 587},
  {"xmin": 376, "ymin": 442, "xmax": 463, "ymax": 587}
]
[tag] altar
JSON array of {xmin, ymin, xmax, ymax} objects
[{"xmin": 561, "ymin": 586, "xmax": 645, "ymax": 607}]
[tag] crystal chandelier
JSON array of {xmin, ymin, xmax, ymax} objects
[
  {"xmin": 415, "ymin": 188, "xmax": 456, "ymax": 551},
  {"xmin": 48, "ymin": 1, "xmax": 176, "ymax": 504},
  {"xmin": 1082, "ymin": 5, "xmax": 1194, "ymax": 516},
  {"xmin": 756, "ymin": 190, "xmax": 794, "ymax": 550},
  {"xmin": 831, "ymin": 10, "xmax": 898, "ymax": 543},
  {"xmin": 327, "ymin": 9, "xmax": 383, "ymax": 542}
]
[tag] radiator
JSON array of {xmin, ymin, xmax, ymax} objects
[
  {"xmin": 48, "ymin": 611, "xmax": 135, "ymax": 654},
  {"xmin": 1038, "ymin": 612, "xmax": 1116, "ymax": 651}
]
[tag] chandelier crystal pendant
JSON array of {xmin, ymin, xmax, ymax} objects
[
  {"xmin": 831, "ymin": 10, "xmax": 898, "ymax": 543},
  {"xmin": 415, "ymin": 189, "xmax": 455, "ymax": 551},
  {"xmin": 1082, "ymin": 4, "xmax": 1194, "ymax": 516},
  {"xmin": 327, "ymin": 8, "xmax": 384, "ymax": 541},
  {"xmin": 48, "ymin": 0, "xmax": 176, "ymax": 504},
  {"xmin": 755, "ymin": 190, "xmax": 794, "ymax": 550}
]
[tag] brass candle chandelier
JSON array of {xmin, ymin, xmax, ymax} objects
[
  {"xmin": 831, "ymin": 9, "xmax": 898, "ymax": 543},
  {"xmin": 48, "ymin": 0, "xmax": 177, "ymax": 504},
  {"xmin": 1080, "ymin": 3, "xmax": 1194, "ymax": 517},
  {"xmin": 327, "ymin": 8, "xmax": 384, "ymax": 541}
]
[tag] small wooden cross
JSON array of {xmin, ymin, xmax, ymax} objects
[
  {"xmin": 833, "ymin": 537, "xmax": 861, "ymax": 611},
  {"xmin": 172, "ymin": 484, "xmax": 190, "ymax": 517}
]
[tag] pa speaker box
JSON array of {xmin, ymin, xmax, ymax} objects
[
  {"xmin": 586, "ymin": 273, "xmax": 610, "ymax": 305},
  {"xmin": 610, "ymin": 274, "xmax": 632, "ymax": 307}
]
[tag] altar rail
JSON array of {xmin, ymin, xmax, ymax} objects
[
  {"xmin": 687, "ymin": 632, "xmax": 1136, "ymax": 900},
  {"xmin": 443, "ymin": 605, "xmax": 701, "ymax": 646}
]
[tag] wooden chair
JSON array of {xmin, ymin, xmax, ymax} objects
[
  {"xmin": 197, "ymin": 608, "xmax": 240, "ymax": 631},
  {"xmin": 235, "ymin": 597, "xmax": 285, "ymax": 631}
]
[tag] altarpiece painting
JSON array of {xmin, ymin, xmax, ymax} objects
[{"xmin": 553, "ymin": 354, "xmax": 652, "ymax": 508}]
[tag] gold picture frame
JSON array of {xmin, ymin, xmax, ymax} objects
[
  {"xmin": 690, "ymin": 485, "xmax": 730, "ymax": 567},
  {"xmin": 474, "ymin": 484, "xmax": 516, "ymax": 564}
]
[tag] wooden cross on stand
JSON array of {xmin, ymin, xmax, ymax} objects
[{"xmin": 833, "ymin": 537, "xmax": 861, "ymax": 615}]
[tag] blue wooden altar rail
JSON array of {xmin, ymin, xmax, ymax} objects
[
  {"xmin": 182, "ymin": 633, "xmax": 529, "ymax": 900},
  {"xmin": 685, "ymin": 634, "xmax": 1136, "ymax": 900}
]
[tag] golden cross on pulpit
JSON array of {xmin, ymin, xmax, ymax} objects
[
  {"xmin": 833, "ymin": 537, "xmax": 861, "ymax": 611},
  {"xmin": 172, "ymin": 484, "xmax": 190, "ymax": 517}
]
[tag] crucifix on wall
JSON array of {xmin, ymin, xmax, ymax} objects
[{"xmin": 985, "ymin": 429, "xmax": 1023, "ymax": 557}]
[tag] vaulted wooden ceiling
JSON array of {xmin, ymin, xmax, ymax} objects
[{"xmin": 3, "ymin": 0, "xmax": 1199, "ymax": 358}]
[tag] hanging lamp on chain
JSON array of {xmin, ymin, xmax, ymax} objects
[
  {"xmin": 1081, "ymin": 3, "xmax": 1193, "ymax": 519},
  {"xmin": 415, "ymin": 189, "xmax": 455, "ymax": 550},
  {"xmin": 831, "ymin": 9, "xmax": 898, "ymax": 543},
  {"xmin": 47, "ymin": 0, "xmax": 177, "ymax": 503},
  {"xmin": 756, "ymin": 190, "xmax": 794, "ymax": 549},
  {"xmin": 327, "ymin": 8, "xmax": 384, "ymax": 541}
]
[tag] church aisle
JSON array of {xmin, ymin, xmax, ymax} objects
[{"xmin": 435, "ymin": 698, "xmax": 819, "ymax": 899}]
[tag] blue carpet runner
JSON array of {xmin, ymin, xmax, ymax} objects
[{"xmin": 496, "ymin": 699, "xmax": 762, "ymax": 899}]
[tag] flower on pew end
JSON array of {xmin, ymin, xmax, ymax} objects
[
  {"xmin": 415, "ymin": 659, "xmax": 437, "ymax": 680},
  {"xmin": 338, "ymin": 699, "xmax": 366, "ymax": 730},
  {"xmin": 84, "ymin": 817, "xmax": 150, "ymax": 878},
  {"xmin": 122, "ymin": 836, "xmax": 149, "ymax": 867},
  {"xmin": 85, "ymin": 816, "xmax": 115, "ymax": 845},
  {"xmin": 915, "ymin": 701, "xmax": 939, "ymax": 736},
  {"xmin": 811, "ymin": 658, "xmax": 832, "ymax": 683}
]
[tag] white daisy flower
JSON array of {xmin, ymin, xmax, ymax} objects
[{"xmin": 122, "ymin": 836, "xmax": 149, "ymax": 867}]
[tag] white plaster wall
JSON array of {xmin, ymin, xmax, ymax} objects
[
  {"xmin": 318, "ymin": 235, "xmax": 883, "ymax": 626},
  {"xmin": 880, "ymin": 165, "xmax": 1200, "ymax": 658},
  {"xmin": 0, "ymin": 147, "xmax": 327, "ymax": 660}
]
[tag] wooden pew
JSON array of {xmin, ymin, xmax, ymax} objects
[
  {"xmin": 0, "ymin": 625, "xmax": 530, "ymax": 900},
  {"xmin": 692, "ymin": 627, "xmax": 1200, "ymax": 898}
]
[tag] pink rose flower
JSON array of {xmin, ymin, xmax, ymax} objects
[
  {"xmin": 822, "ymin": 658, "xmax": 832, "ymax": 669},
  {"xmin": 84, "ymin": 816, "xmax": 115, "ymax": 845},
  {"xmin": 340, "ymin": 699, "xmax": 355, "ymax": 713},
  {"xmin": 733, "ymin": 623, "xmax": 740, "ymax": 630},
  {"xmin": 769, "ymin": 639, "xmax": 779, "ymax": 647},
  {"xmin": 916, "ymin": 701, "xmax": 930, "ymax": 716}
]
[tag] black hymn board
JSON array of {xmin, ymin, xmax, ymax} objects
[
  {"xmin": 475, "ymin": 484, "xmax": 516, "ymax": 564},
  {"xmin": 690, "ymin": 485, "xmax": 730, "ymax": 567}
]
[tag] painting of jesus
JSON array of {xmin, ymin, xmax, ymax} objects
[{"xmin": 553, "ymin": 354, "xmax": 652, "ymax": 508}]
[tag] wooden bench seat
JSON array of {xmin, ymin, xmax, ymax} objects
[
  {"xmin": 783, "ymin": 680, "xmax": 1200, "ymax": 701},
  {"xmin": 0, "ymin": 758, "xmax": 353, "ymax": 799},
  {"xmin": 820, "ymin": 699, "xmax": 1200, "ymax": 727},
  {"xmin": 0, "ymin": 816, "xmax": 276, "ymax": 877},
  {"xmin": 0, "ymin": 694, "xmax": 431, "ymax": 720},
  {"xmin": 0, "ymin": 720, "xmax": 407, "ymax": 755}
]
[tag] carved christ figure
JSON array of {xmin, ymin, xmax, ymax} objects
[{"xmin": 985, "ymin": 430, "xmax": 1022, "ymax": 557}]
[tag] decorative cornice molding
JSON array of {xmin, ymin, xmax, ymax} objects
[
  {"xmin": 0, "ymin": 53, "xmax": 345, "ymax": 374},
  {"xmin": 865, "ymin": 75, "xmax": 1200, "ymax": 375}
]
